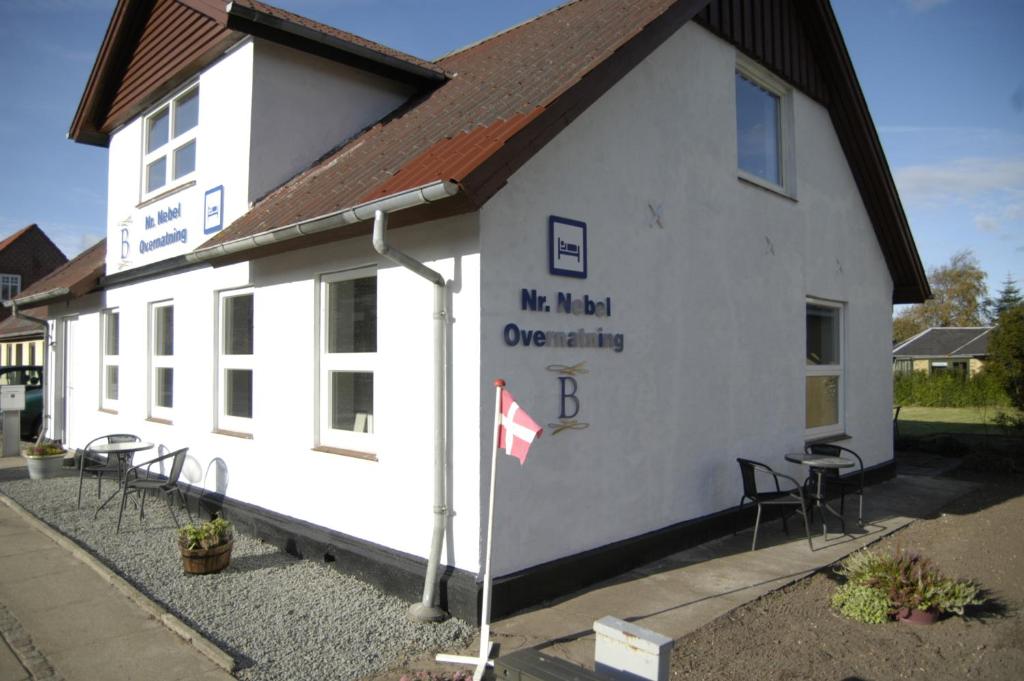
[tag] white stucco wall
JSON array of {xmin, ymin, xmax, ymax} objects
[
  {"xmin": 479, "ymin": 23, "xmax": 895, "ymax": 576},
  {"xmin": 106, "ymin": 38, "xmax": 415, "ymax": 275},
  {"xmin": 248, "ymin": 40, "xmax": 416, "ymax": 203},
  {"xmin": 51, "ymin": 214, "xmax": 483, "ymax": 571},
  {"xmin": 106, "ymin": 40, "xmax": 255, "ymax": 274}
]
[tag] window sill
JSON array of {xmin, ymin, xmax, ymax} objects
[
  {"xmin": 146, "ymin": 417, "xmax": 173, "ymax": 425},
  {"xmin": 98, "ymin": 407, "xmax": 118, "ymax": 415},
  {"xmin": 312, "ymin": 445, "xmax": 377, "ymax": 462},
  {"xmin": 137, "ymin": 180, "xmax": 196, "ymax": 209},
  {"xmin": 738, "ymin": 172, "xmax": 797, "ymax": 202},
  {"xmin": 805, "ymin": 432, "xmax": 852, "ymax": 446},
  {"xmin": 214, "ymin": 428, "xmax": 253, "ymax": 440}
]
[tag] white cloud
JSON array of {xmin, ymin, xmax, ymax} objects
[
  {"xmin": 974, "ymin": 215, "xmax": 1000, "ymax": 233},
  {"xmin": 893, "ymin": 158, "xmax": 1024, "ymax": 202}
]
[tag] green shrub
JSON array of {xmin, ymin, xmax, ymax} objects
[
  {"xmin": 178, "ymin": 517, "xmax": 233, "ymax": 550},
  {"xmin": 893, "ymin": 371, "xmax": 1009, "ymax": 408},
  {"xmin": 987, "ymin": 307, "xmax": 1024, "ymax": 412},
  {"xmin": 831, "ymin": 548, "xmax": 983, "ymax": 622},
  {"xmin": 831, "ymin": 584, "xmax": 891, "ymax": 624}
]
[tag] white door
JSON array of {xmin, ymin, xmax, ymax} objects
[{"xmin": 58, "ymin": 316, "xmax": 78, "ymax": 446}]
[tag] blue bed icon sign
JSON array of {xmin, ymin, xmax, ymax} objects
[
  {"xmin": 204, "ymin": 185, "xmax": 224, "ymax": 235},
  {"xmin": 549, "ymin": 215, "xmax": 587, "ymax": 279}
]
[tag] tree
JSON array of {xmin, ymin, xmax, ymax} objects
[
  {"xmin": 985, "ymin": 274, "xmax": 1023, "ymax": 323},
  {"xmin": 986, "ymin": 306, "xmax": 1024, "ymax": 412},
  {"xmin": 893, "ymin": 250, "xmax": 988, "ymax": 342}
]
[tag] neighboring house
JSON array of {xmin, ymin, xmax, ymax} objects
[
  {"xmin": 15, "ymin": 0, "xmax": 928, "ymax": 620},
  {"xmin": 0, "ymin": 314, "xmax": 45, "ymax": 368},
  {"xmin": 0, "ymin": 224, "xmax": 67, "ymax": 326},
  {"xmin": 892, "ymin": 327, "xmax": 994, "ymax": 377}
]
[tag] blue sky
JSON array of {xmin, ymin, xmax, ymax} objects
[{"xmin": 0, "ymin": 0, "xmax": 1021, "ymax": 296}]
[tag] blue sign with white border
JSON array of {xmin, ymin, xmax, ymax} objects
[
  {"xmin": 549, "ymin": 215, "xmax": 587, "ymax": 279},
  {"xmin": 204, "ymin": 185, "xmax": 224, "ymax": 235}
]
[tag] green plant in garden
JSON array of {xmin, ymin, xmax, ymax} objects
[
  {"xmin": 29, "ymin": 441, "xmax": 65, "ymax": 457},
  {"xmin": 832, "ymin": 548, "xmax": 983, "ymax": 623},
  {"xmin": 831, "ymin": 583, "xmax": 890, "ymax": 624},
  {"xmin": 178, "ymin": 517, "xmax": 233, "ymax": 550},
  {"xmin": 986, "ymin": 306, "xmax": 1024, "ymax": 413}
]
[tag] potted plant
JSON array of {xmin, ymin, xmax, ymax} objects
[
  {"xmin": 177, "ymin": 517, "xmax": 234, "ymax": 575},
  {"xmin": 23, "ymin": 440, "xmax": 67, "ymax": 480},
  {"xmin": 831, "ymin": 547, "xmax": 983, "ymax": 625}
]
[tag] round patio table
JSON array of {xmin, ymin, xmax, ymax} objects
[
  {"xmin": 784, "ymin": 451, "xmax": 854, "ymax": 540},
  {"xmin": 90, "ymin": 440, "xmax": 154, "ymax": 518}
]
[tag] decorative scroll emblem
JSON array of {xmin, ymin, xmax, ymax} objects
[{"xmin": 546, "ymin": 362, "xmax": 590, "ymax": 435}]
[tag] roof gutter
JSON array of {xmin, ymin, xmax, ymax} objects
[
  {"xmin": 11, "ymin": 288, "xmax": 71, "ymax": 308},
  {"xmin": 187, "ymin": 179, "xmax": 460, "ymax": 264}
]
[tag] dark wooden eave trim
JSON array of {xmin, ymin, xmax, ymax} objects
[
  {"xmin": 224, "ymin": 3, "xmax": 447, "ymax": 89},
  {"xmin": 68, "ymin": 0, "xmax": 241, "ymax": 148},
  {"xmin": 799, "ymin": 0, "xmax": 929, "ymax": 304},
  {"xmin": 68, "ymin": 0, "xmax": 144, "ymax": 147}
]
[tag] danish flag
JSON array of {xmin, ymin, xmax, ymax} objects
[{"xmin": 498, "ymin": 389, "xmax": 543, "ymax": 464}]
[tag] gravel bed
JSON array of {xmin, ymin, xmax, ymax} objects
[{"xmin": 0, "ymin": 476, "xmax": 474, "ymax": 681}]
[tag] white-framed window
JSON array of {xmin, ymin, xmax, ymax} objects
[
  {"xmin": 101, "ymin": 308, "xmax": 120, "ymax": 409},
  {"xmin": 217, "ymin": 288, "xmax": 254, "ymax": 433},
  {"xmin": 142, "ymin": 84, "xmax": 199, "ymax": 198},
  {"xmin": 806, "ymin": 299, "xmax": 844, "ymax": 439},
  {"xmin": 0, "ymin": 274, "xmax": 21, "ymax": 301},
  {"xmin": 149, "ymin": 301, "xmax": 174, "ymax": 420},
  {"xmin": 318, "ymin": 268, "xmax": 377, "ymax": 453},
  {"xmin": 735, "ymin": 58, "xmax": 794, "ymax": 196}
]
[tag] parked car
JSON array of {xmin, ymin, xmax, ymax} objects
[{"xmin": 0, "ymin": 366, "xmax": 43, "ymax": 440}]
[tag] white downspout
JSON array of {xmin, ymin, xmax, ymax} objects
[{"xmin": 372, "ymin": 209, "xmax": 449, "ymax": 622}]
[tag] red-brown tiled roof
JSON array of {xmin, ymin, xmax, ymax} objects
[
  {"xmin": 202, "ymin": 0, "xmax": 692, "ymax": 247},
  {"xmin": 233, "ymin": 0, "xmax": 446, "ymax": 78},
  {"xmin": 0, "ymin": 224, "xmax": 41, "ymax": 253},
  {"xmin": 0, "ymin": 313, "xmax": 44, "ymax": 340},
  {"xmin": 13, "ymin": 239, "xmax": 107, "ymax": 306}
]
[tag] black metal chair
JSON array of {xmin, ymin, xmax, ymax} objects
[
  {"xmin": 117, "ymin": 447, "xmax": 192, "ymax": 532},
  {"xmin": 76, "ymin": 434, "xmax": 141, "ymax": 509},
  {"xmin": 737, "ymin": 458, "xmax": 813, "ymax": 551},
  {"xmin": 805, "ymin": 443, "xmax": 865, "ymax": 526}
]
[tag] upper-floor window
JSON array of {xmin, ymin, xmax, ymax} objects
[
  {"xmin": 217, "ymin": 289, "xmax": 254, "ymax": 434},
  {"xmin": 735, "ymin": 60, "xmax": 793, "ymax": 196},
  {"xmin": 318, "ymin": 269, "xmax": 376, "ymax": 454},
  {"xmin": 0, "ymin": 274, "xmax": 21, "ymax": 301},
  {"xmin": 143, "ymin": 85, "xmax": 198, "ymax": 197}
]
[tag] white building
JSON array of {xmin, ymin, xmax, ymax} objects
[{"xmin": 16, "ymin": 0, "xmax": 928, "ymax": 620}]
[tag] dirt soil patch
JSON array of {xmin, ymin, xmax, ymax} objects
[
  {"xmin": 671, "ymin": 468, "xmax": 1024, "ymax": 681},
  {"xmin": 367, "ymin": 466, "xmax": 1024, "ymax": 681}
]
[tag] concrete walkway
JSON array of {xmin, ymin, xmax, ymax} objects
[
  {"xmin": 0, "ymin": 457, "xmax": 233, "ymax": 681},
  {"xmin": 490, "ymin": 466, "xmax": 977, "ymax": 671}
]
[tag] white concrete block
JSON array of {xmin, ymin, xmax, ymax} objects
[{"xmin": 593, "ymin": 616, "xmax": 673, "ymax": 681}]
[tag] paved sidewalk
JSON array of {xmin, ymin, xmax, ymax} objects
[
  {"xmin": 490, "ymin": 466, "xmax": 977, "ymax": 671},
  {"xmin": 0, "ymin": 458, "xmax": 233, "ymax": 681}
]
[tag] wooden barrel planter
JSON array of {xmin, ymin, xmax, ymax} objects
[{"xmin": 180, "ymin": 540, "xmax": 233, "ymax": 575}]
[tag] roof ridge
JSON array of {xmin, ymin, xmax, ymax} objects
[
  {"xmin": 948, "ymin": 327, "xmax": 993, "ymax": 356},
  {"xmin": 436, "ymin": 0, "xmax": 580, "ymax": 62}
]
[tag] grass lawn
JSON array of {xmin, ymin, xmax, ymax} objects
[{"xmin": 895, "ymin": 405, "xmax": 1020, "ymax": 437}]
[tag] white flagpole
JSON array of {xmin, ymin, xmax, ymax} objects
[
  {"xmin": 474, "ymin": 378, "xmax": 505, "ymax": 679},
  {"xmin": 436, "ymin": 378, "xmax": 504, "ymax": 675}
]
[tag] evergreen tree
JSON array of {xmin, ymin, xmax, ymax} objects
[{"xmin": 987, "ymin": 274, "xmax": 1023, "ymax": 322}]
